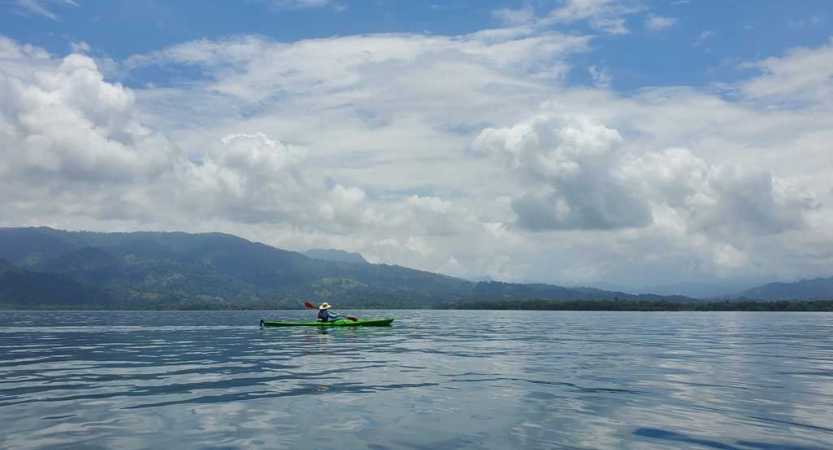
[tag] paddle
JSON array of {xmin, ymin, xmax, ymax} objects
[{"xmin": 304, "ymin": 301, "xmax": 358, "ymax": 321}]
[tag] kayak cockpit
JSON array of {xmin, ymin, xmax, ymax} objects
[{"xmin": 260, "ymin": 318, "xmax": 394, "ymax": 327}]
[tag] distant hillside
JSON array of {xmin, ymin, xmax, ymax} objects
[
  {"xmin": 304, "ymin": 248, "xmax": 368, "ymax": 264},
  {"xmin": 0, "ymin": 267, "xmax": 113, "ymax": 309},
  {"xmin": 733, "ymin": 276, "xmax": 833, "ymax": 300},
  {"xmin": 632, "ymin": 281, "xmax": 762, "ymax": 300},
  {"xmin": 437, "ymin": 298, "xmax": 833, "ymax": 312},
  {"xmin": 0, "ymin": 227, "xmax": 697, "ymax": 310}
]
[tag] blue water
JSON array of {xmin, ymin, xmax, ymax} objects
[{"xmin": 1, "ymin": 311, "xmax": 832, "ymax": 450}]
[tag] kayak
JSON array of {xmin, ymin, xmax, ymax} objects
[{"xmin": 259, "ymin": 318, "xmax": 394, "ymax": 327}]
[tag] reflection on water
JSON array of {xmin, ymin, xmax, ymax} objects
[{"xmin": 1, "ymin": 310, "xmax": 832, "ymax": 449}]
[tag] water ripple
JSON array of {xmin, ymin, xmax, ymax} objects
[{"xmin": 1, "ymin": 310, "xmax": 832, "ymax": 450}]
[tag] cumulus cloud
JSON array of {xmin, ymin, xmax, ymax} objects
[
  {"xmin": 316, "ymin": 184, "xmax": 397, "ymax": 232},
  {"xmin": 625, "ymin": 148, "xmax": 817, "ymax": 236},
  {"xmin": 122, "ymin": 28, "xmax": 590, "ymax": 222},
  {"xmin": 404, "ymin": 195, "xmax": 471, "ymax": 236},
  {"xmin": 472, "ymin": 115, "xmax": 651, "ymax": 230},
  {"xmin": 0, "ymin": 35, "xmax": 499, "ymax": 273},
  {"xmin": 0, "ymin": 37, "xmax": 395, "ymax": 233},
  {"xmin": 0, "ymin": 36, "xmax": 52, "ymax": 76},
  {"xmin": 712, "ymin": 243, "xmax": 749, "ymax": 271},
  {"xmin": 473, "ymin": 114, "xmax": 816, "ymax": 236},
  {"xmin": 694, "ymin": 164, "xmax": 813, "ymax": 234},
  {"xmin": 0, "ymin": 49, "xmax": 172, "ymax": 185},
  {"xmin": 2, "ymin": 29, "xmax": 832, "ymax": 289},
  {"xmin": 166, "ymin": 132, "xmax": 314, "ymax": 223}
]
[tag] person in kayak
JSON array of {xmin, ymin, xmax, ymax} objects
[{"xmin": 317, "ymin": 302, "xmax": 343, "ymax": 322}]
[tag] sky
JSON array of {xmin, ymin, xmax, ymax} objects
[{"xmin": 1, "ymin": 0, "xmax": 832, "ymax": 296}]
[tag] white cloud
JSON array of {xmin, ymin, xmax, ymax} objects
[
  {"xmin": 404, "ymin": 235, "xmax": 434, "ymax": 257},
  {"xmin": 11, "ymin": 0, "xmax": 78, "ymax": 20},
  {"xmin": 0, "ymin": 38, "xmax": 383, "ymax": 233},
  {"xmin": 543, "ymin": 0, "xmax": 645, "ymax": 34},
  {"xmin": 713, "ymin": 243, "xmax": 749, "ymax": 271},
  {"xmin": 741, "ymin": 38, "xmax": 833, "ymax": 106},
  {"xmin": 472, "ymin": 113, "xmax": 816, "ymax": 235},
  {"xmin": 645, "ymin": 14, "xmax": 676, "ymax": 32},
  {"xmin": 436, "ymin": 255, "xmax": 467, "ymax": 277},
  {"xmin": 588, "ymin": 64, "xmax": 612, "ymax": 88},
  {"xmin": 0, "ymin": 35, "xmax": 50, "ymax": 60},
  {"xmin": 2, "ymin": 30, "xmax": 833, "ymax": 290},
  {"xmin": 625, "ymin": 148, "xmax": 817, "ymax": 237},
  {"xmin": 0, "ymin": 51, "xmax": 172, "ymax": 185},
  {"xmin": 252, "ymin": 0, "xmax": 334, "ymax": 11},
  {"xmin": 171, "ymin": 132, "xmax": 314, "ymax": 223},
  {"xmin": 405, "ymin": 195, "xmax": 472, "ymax": 236},
  {"xmin": 126, "ymin": 31, "xmax": 589, "ymax": 101},
  {"xmin": 69, "ymin": 41, "xmax": 91, "ymax": 54},
  {"xmin": 472, "ymin": 114, "xmax": 653, "ymax": 230},
  {"xmin": 492, "ymin": 5, "xmax": 536, "ymax": 26}
]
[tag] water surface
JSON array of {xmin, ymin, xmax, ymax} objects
[{"xmin": 1, "ymin": 310, "xmax": 832, "ymax": 449}]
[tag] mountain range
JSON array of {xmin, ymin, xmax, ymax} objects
[
  {"xmin": 0, "ymin": 227, "xmax": 829, "ymax": 310},
  {"xmin": 732, "ymin": 277, "xmax": 833, "ymax": 301},
  {"xmin": 0, "ymin": 227, "xmax": 691, "ymax": 309}
]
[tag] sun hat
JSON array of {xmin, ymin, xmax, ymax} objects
[{"xmin": 319, "ymin": 302, "xmax": 332, "ymax": 310}]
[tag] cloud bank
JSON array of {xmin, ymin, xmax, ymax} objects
[{"xmin": 1, "ymin": 21, "xmax": 832, "ymax": 291}]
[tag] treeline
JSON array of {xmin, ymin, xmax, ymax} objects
[{"xmin": 435, "ymin": 299, "xmax": 833, "ymax": 311}]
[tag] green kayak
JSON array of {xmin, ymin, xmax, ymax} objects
[{"xmin": 259, "ymin": 318, "xmax": 394, "ymax": 327}]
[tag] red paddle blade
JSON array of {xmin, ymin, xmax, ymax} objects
[
  {"xmin": 304, "ymin": 301, "xmax": 316, "ymax": 309},
  {"xmin": 347, "ymin": 316, "xmax": 358, "ymax": 322}
]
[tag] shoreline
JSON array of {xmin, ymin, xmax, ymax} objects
[{"xmin": 2, "ymin": 299, "xmax": 833, "ymax": 312}]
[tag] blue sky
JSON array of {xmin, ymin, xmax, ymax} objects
[{"xmin": 1, "ymin": 0, "xmax": 832, "ymax": 295}]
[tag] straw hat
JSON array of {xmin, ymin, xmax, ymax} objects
[{"xmin": 319, "ymin": 302, "xmax": 332, "ymax": 310}]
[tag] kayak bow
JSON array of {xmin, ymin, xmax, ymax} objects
[{"xmin": 259, "ymin": 318, "xmax": 394, "ymax": 327}]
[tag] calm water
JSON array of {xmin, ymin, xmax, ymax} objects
[{"xmin": 1, "ymin": 311, "xmax": 832, "ymax": 450}]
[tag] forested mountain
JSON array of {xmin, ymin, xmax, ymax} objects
[
  {"xmin": 0, "ymin": 227, "xmax": 699, "ymax": 309},
  {"xmin": 732, "ymin": 276, "xmax": 833, "ymax": 300},
  {"xmin": 304, "ymin": 249, "xmax": 369, "ymax": 264}
]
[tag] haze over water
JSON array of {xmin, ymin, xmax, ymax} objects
[{"xmin": 1, "ymin": 310, "xmax": 832, "ymax": 449}]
